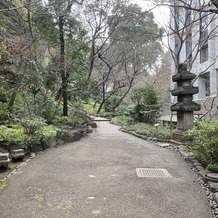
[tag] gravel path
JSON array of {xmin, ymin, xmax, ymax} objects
[{"xmin": 0, "ymin": 121, "xmax": 213, "ymax": 218}]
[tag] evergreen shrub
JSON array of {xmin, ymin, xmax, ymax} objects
[{"xmin": 185, "ymin": 120, "xmax": 218, "ymax": 170}]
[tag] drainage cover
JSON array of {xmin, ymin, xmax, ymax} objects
[{"xmin": 136, "ymin": 168, "xmax": 172, "ymax": 178}]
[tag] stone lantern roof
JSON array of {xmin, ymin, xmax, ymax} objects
[
  {"xmin": 172, "ymin": 70, "xmax": 196, "ymax": 82},
  {"xmin": 171, "ymin": 86, "xmax": 199, "ymax": 96},
  {"xmin": 171, "ymin": 102, "xmax": 201, "ymax": 112}
]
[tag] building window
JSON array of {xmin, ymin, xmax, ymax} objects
[
  {"xmin": 199, "ymin": 72, "xmax": 210, "ymax": 97},
  {"xmin": 200, "ymin": 44, "xmax": 208, "ymax": 63},
  {"xmin": 186, "ymin": 34, "xmax": 192, "ymax": 57},
  {"xmin": 200, "ymin": 12, "xmax": 208, "ymax": 39},
  {"xmin": 199, "ymin": 11, "xmax": 208, "ymax": 63},
  {"xmin": 174, "ymin": 7, "xmax": 180, "ymax": 30}
]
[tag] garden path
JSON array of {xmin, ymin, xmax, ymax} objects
[{"xmin": 0, "ymin": 121, "xmax": 213, "ymax": 218}]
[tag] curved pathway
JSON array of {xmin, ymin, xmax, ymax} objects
[{"xmin": 0, "ymin": 121, "xmax": 213, "ymax": 218}]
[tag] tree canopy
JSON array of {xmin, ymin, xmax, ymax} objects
[{"xmin": 0, "ymin": 0, "xmax": 164, "ymax": 121}]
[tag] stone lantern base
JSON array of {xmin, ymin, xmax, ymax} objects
[
  {"xmin": 173, "ymin": 112, "xmax": 194, "ymax": 142},
  {"xmin": 177, "ymin": 111, "xmax": 194, "ymax": 132}
]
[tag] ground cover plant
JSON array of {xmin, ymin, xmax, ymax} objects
[
  {"xmin": 0, "ymin": 125, "xmax": 25, "ymax": 143},
  {"xmin": 0, "ymin": 121, "xmax": 61, "ymax": 149},
  {"xmin": 111, "ymin": 115, "xmax": 173, "ymax": 140},
  {"xmin": 0, "ymin": 180, "xmax": 7, "ymax": 191}
]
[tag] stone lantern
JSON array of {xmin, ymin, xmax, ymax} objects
[{"xmin": 171, "ymin": 64, "xmax": 200, "ymax": 139}]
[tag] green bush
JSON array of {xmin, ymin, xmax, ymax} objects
[
  {"xmin": 129, "ymin": 86, "xmax": 162, "ymax": 123},
  {"xmin": 115, "ymin": 101, "xmax": 132, "ymax": 116},
  {"xmin": 0, "ymin": 103, "xmax": 10, "ymax": 121},
  {"xmin": 0, "ymin": 87, "xmax": 8, "ymax": 102},
  {"xmin": 185, "ymin": 120, "xmax": 218, "ymax": 167},
  {"xmin": 30, "ymin": 125, "xmax": 61, "ymax": 148},
  {"xmin": 53, "ymin": 101, "xmax": 90, "ymax": 127},
  {"xmin": 40, "ymin": 125, "xmax": 60, "ymax": 139},
  {"xmin": 207, "ymin": 163, "xmax": 218, "ymax": 173},
  {"xmin": 40, "ymin": 92, "xmax": 60, "ymax": 123},
  {"xmin": 25, "ymin": 88, "xmax": 60, "ymax": 122},
  {"xmin": 156, "ymin": 125, "xmax": 173, "ymax": 140},
  {"xmin": 19, "ymin": 116, "xmax": 46, "ymax": 135},
  {"xmin": 104, "ymin": 95, "xmax": 119, "ymax": 113},
  {"xmin": 68, "ymin": 101, "xmax": 90, "ymax": 125}
]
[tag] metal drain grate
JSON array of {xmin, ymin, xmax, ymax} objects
[{"xmin": 136, "ymin": 168, "xmax": 172, "ymax": 178}]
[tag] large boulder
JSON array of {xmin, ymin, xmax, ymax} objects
[
  {"xmin": 88, "ymin": 122, "xmax": 97, "ymax": 128},
  {"xmin": 63, "ymin": 130, "xmax": 83, "ymax": 143}
]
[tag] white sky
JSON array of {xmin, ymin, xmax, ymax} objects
[
  {"xmin": 43, "ymin": 0, "xmax": 170, "ymax": 27},
  {"xmin": 130, "ymin": 0, "xmax": 170, "ymax": 28},
  {"xmin": 130, "ymin": 0, "xmax": 170, "ymax": 49}
]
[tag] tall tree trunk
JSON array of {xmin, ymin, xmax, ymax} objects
[
  {"xmin": 8, "ymin": 86, "xmax": 19, "ymax": 112},
  {"xmin": 59, "ymin": 15, "xmax": 68, "ymax": 116},
  {"xmin": 115, "ymin": 78, "xmax": 134, "ymax": 109},
  {"xmin": 8, "ymin": 62, "xmax": 25, "ymax": 111},
  {"xmin": 96, "ymin": 81, "xmax": 105, "ymax": 114}
]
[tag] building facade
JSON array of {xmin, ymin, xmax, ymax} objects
[{"xmin": 170, "ymin": 0, "xmax": 218, "ymax": 119}]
